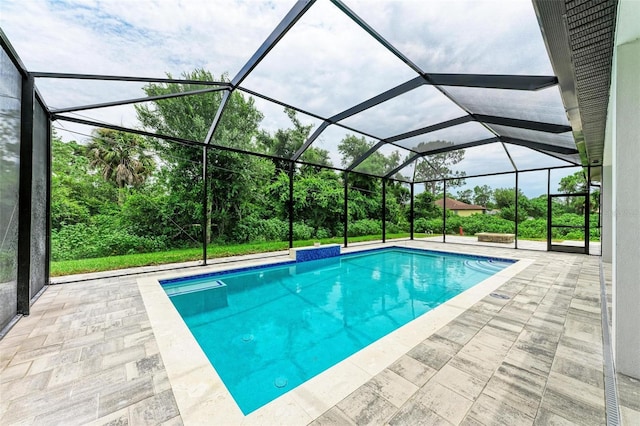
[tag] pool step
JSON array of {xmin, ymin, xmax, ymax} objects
[
  {"xmin": 464, "ymin": 259, "xmax": 511, "ymax": 274},
  {"xmin": 168, "ymin": 280, "xmax": 229, "ymax": 316}
]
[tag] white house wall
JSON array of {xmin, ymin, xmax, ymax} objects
[{"xmin": 608, "ymin": 0, "xmax": 640, "ymax": 380}]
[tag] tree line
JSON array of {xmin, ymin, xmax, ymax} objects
[{"xmin": 50, "ymin": 69, "xmax": 598, "ymax": 261}]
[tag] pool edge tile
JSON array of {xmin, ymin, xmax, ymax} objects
[
  {"xmin": 139, "ymin": 246, "xmax": 534, "ymax": 424},
  {"xmin": 138, "ymin": 277, "xmax": 247, "ymax": 425}
]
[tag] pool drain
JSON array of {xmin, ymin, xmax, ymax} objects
[
  {"xmin": 274, "ymin": 377, "xmax": 288, "ymax": 388},
  {"xmin": 489, "ymin": 292, "xmax": 510, "ymax": 300},
  {"xmin": 241, "ymin": 334, "xmax": 254, "ymax": 342}
]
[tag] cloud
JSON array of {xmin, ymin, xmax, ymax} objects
[
  {"xmin": 1, "ymin": 0, "xmax": 572, "ymax": 181},
  {"xmin": 1, "ymin": 0, "xmax": 295, "ymax": 141},
  {"xmin": 339, "ymin": 85, "xmax": 469, "ymax": 140},
  {"xmin": 240, "ymin": 0, "xmax": 417, "ymax": 118},
  {"xmin": 344, "ymin": 0, "xmax": 553, "ymax": 75},
  {"xmin": 6, "ymin": 0, "xmax": 293, "ymax": 75}
]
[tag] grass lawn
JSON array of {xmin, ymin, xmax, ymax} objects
[{"xmin": 50, "ymin": 233, "xmax": 426, "ymax": 276}]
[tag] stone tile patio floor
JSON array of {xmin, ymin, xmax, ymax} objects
[{"xmin": 1, "ymin": 241, "xmax": 638, "ymax": 425}]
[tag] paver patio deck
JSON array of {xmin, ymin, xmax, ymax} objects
[{"xmin": 1, "ymin": 240, "xmax": 638, "ymax": 425}]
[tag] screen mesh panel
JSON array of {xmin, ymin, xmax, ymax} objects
[
  {"xmin": 440, "ymin": 85, "xmax": 569, "ymax": 126},
  {"xmin": 30, "ymin": 98, "xmax": 48, "ymax": 298},
  {"xmin": 0, "ymin": 47, "xmax": 21, "ymax": 329}
]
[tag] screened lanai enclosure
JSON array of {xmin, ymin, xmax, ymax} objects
[{"xmin": 0, "ymin": 0, "xmax": 610, "ymax": 332}]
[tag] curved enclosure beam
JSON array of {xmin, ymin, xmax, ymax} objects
[
  {"xmin": 204, "ymin": 90, "xmax": 231, "ymax": 145},
  {"xmin": 231, "ymin": 0, "xmax": 316, "ymax": 87},
  {"xmin": 346, "ymin": 140, "xmax": 387, "ymax": 171},
  {"xmin": 501, "ymin": 142, "xmax": 519, "ymax": 171},
  {"xmin": 499, "ymin": 136, "xmax": 579, "ymax": 155},
  {"xmin": 427, "ymin": 73, "xmax": 558, "ymax": 91},
  {"xmin": 329, "ymin": 76, "xmax": 426, "ymax": 123},
  {"xmin": 18, "ymin": 0, "xmax": 582, "ymax": 189},
  {"xmin": 386, "ymin": 116, "xmax": 473, "ymax": 144},
  {"xmin": 384, "ymin": 153, "xmax": 421, "ymax": 179},
  {"xmin": 292, "ymin": 121, "xmax": 331, "ymax": 161},
  {"xmin": 237, "ymin": 86, "xmax": 381, "ymax": 141},
  {"xmin": 416, "ymin": 137, "xmax": 499, "ymax": 155},
  {"xmin": 50, "ymin": 87, "xmax": 228, "ymax": 114},
  {"xmin": 53, "ymin": 114, "xmax": 208, "ymax": 149},
  {"xmin": 330, "ymin": 0, "xmax": 424, "ymax": 75},
  {"xmin": 30, "ymin": 72, "xmax": 231, "ymax": 87},
  {"xmin": 473, "ymin": 114, "xmax": 572, "ymax": 133},
  {"xmin": 208, "ymin": 0, "xmax": 316, "ymax": 147}
]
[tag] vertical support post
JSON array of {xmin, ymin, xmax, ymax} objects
[
  {"xmin": 442, "ymin": 180, "xmax": 447, "ymax": 243},
  {"xmin": 288, "ymin": 162, "xmax": 294, "ymax": 249},
  {"xmin": 343, "ymin": 171, "xmax": 348, "ymax": 248},
  {"xmin": 515, "ymin": 171, "xmax": 519, "ymax": 249},
  {"xmin": 44, "ymin": 109, "xmax": 52, "ymax": 284},
  {"xmin": 202, "ymin": 146, "xmax": 208, "ymax": 265},
  {"xmin": 597, "ymin": 166, "xmax": 602, "ymax": 254},
  {"xmin": 585, "ymin": 165, "xmax": 591, "ymax": 255},
  {"xmin": 547, "ymin": 169, "xmax": 552, "ymax": 252},
  {"xmin": 410, "ymin": 183, "xmax": 414, "ymax": 240},
  {"xmin": 597, "ymin": 166, "xmax": 602, "ymax": 229},
  {"xmin": 602, "ymin": 163, "xmax": 612, "ymax": 262},
  {"xmin": 382, "ymin": 179, "xmax": 386, "ymax": 243},
  {"xmin": 17, "ymin": 75, "xmax": 34, "ymax": 315}
]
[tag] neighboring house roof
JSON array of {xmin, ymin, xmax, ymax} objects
[{"xmin": 435, "ymin": 197, "xmax": 486, "ymax": 211}]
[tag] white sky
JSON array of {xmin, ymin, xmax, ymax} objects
[{"xmin": 1, "ymin": 0, "xmax": 578, "ymax": 196}]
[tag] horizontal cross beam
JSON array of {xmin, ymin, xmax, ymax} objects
[{"xmin": 50, "ymin": 87, "xmax": 227, "ymax": 114}]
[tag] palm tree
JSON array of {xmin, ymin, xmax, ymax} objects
[{"xmin": 86, "ymin": 128, "xmax": 154, "ymax": 205}]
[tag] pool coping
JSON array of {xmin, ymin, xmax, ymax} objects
[
  {"xmin": 158, "ymin": 245, "xmax": 516, "ymax": 286},
  {"xmin": 137, "ymin": 242, "xmax": 534, "ymax": 425}
]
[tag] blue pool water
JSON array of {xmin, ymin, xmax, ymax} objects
[{"xmin": 161, "ymin": 247, "xmax": 514, "ymax": 414}]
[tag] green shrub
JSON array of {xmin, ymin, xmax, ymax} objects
[
  {"xmin": 347, "ymin": 219, "xmax": 381, "ymax": 237},
  {"xmin": 315, "ymin": 228, "xmax": 331, "ymax": 239},
  {"xmin": 51, "ymin": 223, "xmax": 168, "ymax": 261},
  {"xmin": 51, "ymin": 224, "xmax": 93, "ymax": 260},
  {"xmin": 444, "ymin": 215, "xmax": 464, "ymax": 234},
  {"xmin": 385, "ymin": 222, "xmax": 400, "ymax": 234},
  {"xmin": 232, "ymin": 217, "xmax": 288, "ymax": 243},
  {"xmin": 564, "ymin": 230, "xmax": 586, "ymax": 240},
  {"xmin": 385, "ymin": 220, "xmax": 408, "ymax": 234},
  {"xmin": 292, "ymin": 222, "xmax": 314, "ymax": 240},
  {"xmin": 262, "ymin": 218, "xmax": 289, "ymax": 241},
  {"xmin": 455, "ymin": 214, "xmax": 514, "ymax": 235},
  {"xmin": 547, "ymin": 213, "xmax": 600, "ymax": 240},
  {"xmin": 94, "ymin": 230, "xmax": 168, "ymax": 256},
  {"xmin": 0, "ymin": 250, "xmax": 16, "ymax": 282},
  {"xmin": 120, "ymin": 193, "xmax": 201, "ymax": 244},
  {"xmin": 518, "ymin": 219, "xmax": 547, "ymax": 239},
  {"xmin": 499, "ymin": 205, "xmax": 528, "ymax": 223},
  {"xmin": 50, "ymin": 198, "xmax": 89, "ymax": 230},
  {"xmin": 414, "ymin": 217, "xmax": 442, "ymax": 233}
]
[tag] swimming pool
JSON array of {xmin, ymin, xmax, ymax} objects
[{"xmin": 161, "ymin": 246, "xmax": 514, "ymax": 414}]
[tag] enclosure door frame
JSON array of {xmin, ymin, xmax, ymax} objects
[{"xmin": 547, "ymin": 192, "xmax": 590, "ymax": 254}]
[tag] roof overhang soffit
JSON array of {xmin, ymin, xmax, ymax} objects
[{"xmin": 532, "ymin": 0, "xmax": 617, "ymax": 170}]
